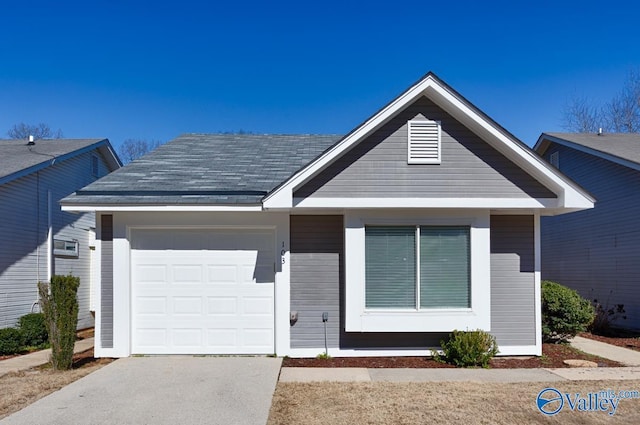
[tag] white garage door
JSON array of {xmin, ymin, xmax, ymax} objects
[{"xmin": 130, "ymin": 228, "xmax": 275, "ymax": 355}]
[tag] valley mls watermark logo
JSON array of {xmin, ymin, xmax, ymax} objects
[{"xmin": 537, "ymin": 387, "xmax": 640, "ymax": 416}]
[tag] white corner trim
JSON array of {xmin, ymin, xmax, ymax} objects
[
  {"xmin": 293, "ymin": 197, "xmax": 558, "ymax": 209},
  {"xmin": 61, "ymin": 205, "xmax": 264, "ymax": 212},
  {"xmin": 344, "ymin": 210, "xmax": 491, "ymax": 333},
  {"xmin": 533, "ymin": 211, "xmax": 542, "ymax": 356}
]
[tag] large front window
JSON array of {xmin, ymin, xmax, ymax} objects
[{"xmin": 365, "ymin": 226, "xmax": 470, "ymax": 309}]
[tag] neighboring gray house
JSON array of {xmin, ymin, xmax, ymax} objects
[
  {"xmin": 61, "ymin": 73, "xmax": 593, "ymax": 358},
  {"xmin": 535, "ymin": 132, "xmax": 640, "ymax": 331},
  {"xmin": 0, "ymin": 138, "xmax": 121, "ymax": 329}
]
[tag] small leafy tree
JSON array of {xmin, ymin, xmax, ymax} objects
[
  {"xmin": 541, "ymin": 280, "xmax": 595, "ymax": 343},
  {"xmin": 38, "ymin": 275, "xmax": 80, "ymax": 370}
]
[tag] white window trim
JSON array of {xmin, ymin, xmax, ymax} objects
[
  {"xmin": 344, "ymin": 210, "xmax": 491, "ymax": 332},
  {"xmin": 364, "ymin": 224, "xmax": 470, "ymax": 311},
  {"xmin": 407, "ymin": 119, "xmax": 441, "ymax": 164},
  {"xmin": 53, "ymin": 238, "xmax": 79, "ymax": 257}
]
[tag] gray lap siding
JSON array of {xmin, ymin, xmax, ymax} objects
[
  {"xmin": 295, "ymin": 96, "xmax": 556, "ymax": 200},
  {"xmin": 541, "ymin": 144, "xmax": 640, "ymax": 330},
  {"xmin": 490, "ymin": 215, "xmax": 537, "ymax": 346}
]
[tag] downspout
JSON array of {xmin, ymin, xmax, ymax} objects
[{"xmin": 47, "ymin": 189, "xmax": 52, "ymax": 282}]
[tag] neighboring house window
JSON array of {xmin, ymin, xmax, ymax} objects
[
  {"xmin": 92, "ymin": 155, "xmax": 99, "ymax": 177},
  {"xmin": 365, "ymin": 225, "xmax": 470, "ymax": 309},
  {"xmin": 53, "ymin": 239, "xmax": 79, "ymax": 257},
  {"xmin": 549, "ymin": 151, "xmax": 559, "ymax": 169},
  {"xmin": 407, "ymin": 120, "xmax": 441, "ymax": 164}
]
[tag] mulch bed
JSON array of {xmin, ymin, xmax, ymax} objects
[
  {"xmin": 282, "ymin": 343, "xmax": 623, "ymax": 368},
  {"xmin": 580, "ymin": 331, "xmax": 640, "ymax": 352}
]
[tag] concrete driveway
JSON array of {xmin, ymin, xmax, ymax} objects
[{"xmin": 1, "ymin": 356, "xmax": 282, "ymax": 425}]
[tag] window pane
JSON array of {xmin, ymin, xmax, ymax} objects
[
  {"xmin": 420, "ymin": 227, "xmax": 470, "ymax": 308},
  {"xmin": 365, "ymin": 226, "xmax": 415, "ymax": 308}
]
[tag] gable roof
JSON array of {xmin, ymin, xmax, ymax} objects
[
  {"xmin": 263, "ymin": 72, "xmax": 594, "ymax": 212},
  {"xmin": 0, "ymin": 138, "xmax": 121, "ymax": 185},
  {"xmin": 61, "ymin": 134, "xmax": 340, "ymax": 207},
  {"xmin": 61, "ymin": 72, "xmax": 595, "ymax": 214},
  {"xmin": 534, "ymin": 132, "xmax": 640, "ymax": 171}
]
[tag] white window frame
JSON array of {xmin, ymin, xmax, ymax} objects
[
  {"xmin": 53, "ymin": 239, "xmax": 79, "ymax": 258},
  {"xmin": 364, "ymin": 225, "xmax": 470, "ymax": 310},
  {"xmin": 407, "ymin": 119, "xmax": 441, "ymax": 164},
  {"xmin": 344, "ymin": 210, "xmax": 491, "ymax": 332}
]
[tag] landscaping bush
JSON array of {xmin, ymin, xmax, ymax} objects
[
  {"xmin": 19, "ymin": 313, "xmax": 48, "ymax": 348},
  {"xmin": 589, "ymin": 295, "xmax": 627, "ymax": 336},
  {"xmin": 38, "ymin": 274, "xmax": 80, "ymax": 370},
  {"xmin": 0, "ymin": 327, "xmax": 24, "ymax": 355},
  {"xmin": 433, "ymin": 329, "xmax": 499, "ymax": 368},
  {"xmin": 542, "ymin": 280, "xmax": 595, "ymax": 343}
]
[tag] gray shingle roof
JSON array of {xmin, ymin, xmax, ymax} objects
[
  {"xmin": 62, "ymin": 133, "xmax": 341, "ymax": 205},
  {"xmin": 0, "ymin": 138, "xmax": 110, "ymax": 184},
  {"xmin": 542, "ymin": 132, "xmax": 640, "ymax": 166}
]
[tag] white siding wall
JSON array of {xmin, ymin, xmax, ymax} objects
[{"xmin": 0, "ymin": 149, "xmax": 112, "ymax": 329}]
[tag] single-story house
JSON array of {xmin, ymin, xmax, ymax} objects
[
  {"xmin": 61, "ymin": 73, "xmax": 594, "ymax": 358},
  {"xmin": 0, "ymin": 138, "xmax": 121, "ymax": 329},
  {"xmin": 535, "ymin": 132, "xmax": 640, "ymax": 330}
]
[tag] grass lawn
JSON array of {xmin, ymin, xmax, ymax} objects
[{"xmin": 268, "ymin": 380, "xmax": 640, "ymax": 425}]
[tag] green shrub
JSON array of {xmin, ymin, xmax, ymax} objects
[
  {"xmin": 0, "ymin": 327, "xmax": 24, "ymax": 355},
  {"xmin": 19, "ymin": 313, "xmax": 48, "ymax": 348},
  {"xmin": 38, "ymin": 275, "xmax": 80, "ymax": 370},
  {"xmin": 433, "ymin": 329, "xmax": 499, "ymax": 368},
  {"xmin": 542, "ymin": 280, "xmax": 595, "ymax": 343}
]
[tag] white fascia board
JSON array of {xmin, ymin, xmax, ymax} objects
[
  {"xmin": 263, "ymin": 75, "xmax": 443, "ymax": 209},
  {"xmin": 61, "ymin": 204, "xmax": 264, "ymax": 212},
  {"xmin": 425, "ymin": 87, "xmax": 594, "ymax": 211},
  {"xmin": 264, "ymin": 74, "xmax": 592, "ymax": 213},
  {"xmin": 293, "ymin": 197, "xmax": 558, "ymax": 209}
]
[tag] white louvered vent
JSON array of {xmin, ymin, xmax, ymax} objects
[{"xmin": 408, "ymin": 120, "xmax": 441, "ymax": 164}]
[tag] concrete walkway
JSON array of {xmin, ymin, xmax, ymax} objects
[
  {"xmin": 0, "ymin": 337, "xmax": 94, "ymax": 377},
  {"xmin": 571, "ymin": 335, "xmax": 640, "ymax": 366}
]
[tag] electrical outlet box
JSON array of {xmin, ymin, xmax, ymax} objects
[
  {"xmin": 290, "ymin": 311, "xmax": 298, "ymax": 322},
  {"xmin": 322, "ymin": 312, "xmax": 328, "ymax": 322}
]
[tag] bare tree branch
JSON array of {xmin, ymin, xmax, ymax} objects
[
  {"xmin": 561, "ymin": 95, "xmax": 604, "ymax": 133},
  {"xmin": 7, "ymin": 122, "xmax": 63, "ymax": 139},
  {"xmin": 118, "ymin": 139, "xmax": 162, "ymax": 164},
  {"xmin": 605, "ymin": 69, "xmax": 640, "ymax": 132},
  {"xmin": 562, "ymin": 69, "xmax": 640, "ymax": 134}
]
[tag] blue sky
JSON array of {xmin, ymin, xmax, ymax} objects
[{"xmin": 1, "ymin": 0, "xmax": 638, "ymax": 151}]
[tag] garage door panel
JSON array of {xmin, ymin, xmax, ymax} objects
[
  {"xmin": 131, "ymin": 228, "xmax": 275, "ymax": 354},
  {"xmin": 173, "ymin": 297, "xmax": 203, "ymax": 315},
  {"xmin": 243, "ymin": 296, "xmax": 273, "ymax": 315},
  {"xmin": 207, "ymin": 297, "xmax": 238, "ymax": 315},
  {"xmin": 136, "ymin": 297, "xmax": 167, "ymax": 315},
  {"xmin": 172, "ymin": 265, "xmax": 204, "ymax": 284}
]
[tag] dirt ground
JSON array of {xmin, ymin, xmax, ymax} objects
[
  {"xmin": 283, "ymin": 343, "xmax": 622, "ymax": 368},
  {"xmin": 581, "ymin": 331, "xmax": 640, "ymax": 352},
  {"xmin": 0, "ymin": 349, "xmax": 113, "ymax": 420},
  {"xmin": 268, "ymin": 380, "xmax": 640, "ymax": 425}
]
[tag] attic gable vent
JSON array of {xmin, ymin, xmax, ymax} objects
[{"xmin": 408, "ymin": 120, "xmax": 441, "ymax": 164}]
